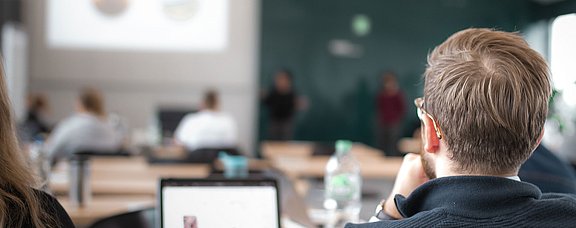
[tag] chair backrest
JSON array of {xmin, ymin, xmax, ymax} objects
[
  {"xmin": 89, "ymin": 207, "xmax": 155, "ymax": 228},
  {"xmin": 146, "ymin": 147, "xmax": 240, "ymax": 166},
  {"xmin": 64, "ymin": 149, "xmax": 131, "ymax": 165},
  {"xmin": 157, "ymin": 107, "xmax": 196, "ymax": 139},
  {"xmin": 311, "ymin": 141, "xmax": 336, "ymax": 156},
  {"xmin": 74, "ymin": 150, "xmax": 131, "ymax": 158}
]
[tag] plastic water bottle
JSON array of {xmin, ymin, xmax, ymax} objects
[
  {"xmin": 29, "ymin": 140, "xmax": 50, "ymax": 191},
  {"xmin": 324, "ymin": 140, "xmax": 362, "ymax": 227}
]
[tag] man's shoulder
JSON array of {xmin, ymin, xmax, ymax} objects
[
  {"xmin": 57, "ymin": 114, "xmax": 85, "ymax": 125},
  {"xmin": 346, "ymin": 209, "xmax": 448, "ymax": 228},
  {"xmin": 538, "ymin": 192, "xmax": 576, "ymax": 208},
  {"xmin": 63, "ymin": 113, "xmax": 103, "ymax": 126},
  {"xmin": 346, "ymin": 193, "xmax": 576, "ymax": 228},
  {"xmin": 179, "ymin": 111, "xmax": 234, "ymax": 127},
  {"xmin": 203, "ymin": 111, "xmax": 236, "ymax": 123},
  {"xmin": 52, "ymin": 114, "xmax": 94, "ymax": 135},
  {"xmin": 180, "ymin": 112, "xmax": 203, "ymax": 123},
  {"xmin": 346, "ymin": 220, "xmax": 418, "ymax": 228}
]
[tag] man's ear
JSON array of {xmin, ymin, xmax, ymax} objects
[
  {"xmin": 530, "ymin": 129, "xmax": 546, "ymax": 154},
  {"xmin": 422, "ymin": 116, "xmax": 441, "ymax": 154},
  {"xmin": 537, "ymin": 128, "xmax": 545, "ymax": 145}
]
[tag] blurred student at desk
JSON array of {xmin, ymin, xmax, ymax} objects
[
  {"xmin": 19, "ymin": 93, "xmax": 52, "ymax": 142},
  {"xmin": 44, "ymin": 87, "xmax": 124, "ymax": 163},
  {"xmin": 174, "ymin": 89, "xmax": 238, "ymax": 151}
]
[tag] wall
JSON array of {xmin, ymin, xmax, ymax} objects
[
  {"xmin": 2, "ymin": 23, "xmax": 27, "ymax": 121},
  {"xmin": 533, "ymin": 0, "xmax": 576, "ymax": 20},
  {"xmin": 0, "ymin": 0, "xmax": 22, "ymax": 41},
  {"xmin": 525, "ymin": 0, "xmax": 576, "ymax": 61},
  {"xmin": 25, "ymin": 0, "xmax": 260, "ymax": 154},
  {"xmin": 259, "ymin": 0, "xmax": 537, "ymax": 148},
  {"xmin": 0, "ymin": 0, "xmax": 25, "ymax": 120}
]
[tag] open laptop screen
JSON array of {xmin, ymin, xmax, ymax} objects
[{"xmin": 159, "ymin": 178, "xmax": 280, "ymax": 228}]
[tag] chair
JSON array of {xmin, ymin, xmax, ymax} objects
[
  {"xmin": 74, "ymin": 149, "xmax": 132, "ymax": 158},
  {"xmin": 146, "ymin": 147, "xmax": 240, "ymax": 165},
  {"xmin": 88, "ymin": 207, "xmax": 155, "ymax": 228},
  {"xmin": 311, "ymin": 141, "xmax": 336, "ymax": 156},
  {"xmin": 185, "ymin": 147, "xmax": 241, "ymax": 163},
  {"xmin": 157, "ymin": 107, "xmax": 196, "ymax": 139}
]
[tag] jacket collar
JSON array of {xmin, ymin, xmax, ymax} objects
[{"xmin": 395, "ymin": 176, "xmax": 542, "ymax": 218}]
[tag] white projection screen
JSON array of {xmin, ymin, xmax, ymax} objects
[
  {"xmin": 32, "ymin": 0, "xmax": 255, "ymax": 85},
  {"xmin": 47, "ymin": 0, "xmax": 229, "ymax": 52}
]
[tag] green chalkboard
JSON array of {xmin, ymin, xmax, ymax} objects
[{"xmin": 258, "ymin": 0, "xmax": 552, "ymax": 152}]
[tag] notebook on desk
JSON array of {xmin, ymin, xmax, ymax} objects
[{"xmin": 158, "ymin": 178, "xmax": 281, "ymax": 228}]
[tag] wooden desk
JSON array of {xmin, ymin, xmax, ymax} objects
[
  {"xmin": 271, "ymin": 155, "xmax": 402, "ymax": 179},
  {"xmin": 58, "ymin": 195, "xmax": 154, "ymax": 226},
  {"xmin": 262, "ymin": 141, "xmax": 402, "ymax": 180},
  {"xmin": 49, "ymin": 156, "xmax": 210, "ymax": 196},
  {"xmin": 262, "ymin": 141, "xmax": 314, "ymax": 158},
  {"xmin": 262, "ymin": 141, "xmax": 383, "ymax": 159},
  {"xmin": 59, "ymin": 195, "xmax": 309, "ymax": 228}
]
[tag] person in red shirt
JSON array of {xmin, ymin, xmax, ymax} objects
[{"xmin": 376, "ymin": 72, "xmax": 406, "ymax": 157}]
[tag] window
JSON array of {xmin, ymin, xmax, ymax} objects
[{"xmin": 551, "ymin": 13, "xmax": 576, "ymax": 106}]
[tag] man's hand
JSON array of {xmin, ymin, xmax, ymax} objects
[{"xmin": 384, "ymin": 153, "xmax": 429, "ymax": 219}]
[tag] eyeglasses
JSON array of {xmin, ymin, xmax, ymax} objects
[{"xmin": 414, "ymin": 97, "xmax": 443, "ymax": 140}]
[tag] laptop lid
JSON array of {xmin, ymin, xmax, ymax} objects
[{"xmin": 159, "ymin": 178, "xmax": 281, "ymax": 228}]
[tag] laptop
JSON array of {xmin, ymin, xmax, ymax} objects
[{"xmin": 158, "ymin": 178, "xmax": 281, "ymax": 228}]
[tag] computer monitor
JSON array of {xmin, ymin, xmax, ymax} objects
[
  {"xmin": 157, "ymin": 107, "xmax": 196, "ymax": 139},
  {"xmin": 158, "ymin": 178, "xmax": 281, "ymax": 228}
]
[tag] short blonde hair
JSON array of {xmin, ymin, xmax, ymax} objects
[{"xmin": 424, "ymin": 28, "xmax": 551, "ymax": 175}]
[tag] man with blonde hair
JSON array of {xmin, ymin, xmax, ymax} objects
[{"xmin": 347, "ymin": 28, "xmax": 576, "ymax": 227}]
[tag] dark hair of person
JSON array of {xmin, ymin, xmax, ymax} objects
[
  {"xmin": 204, "ymin": 90, "xmax": 219, "ymax": 110},
  {"xmin": 80, "ymin": 88, "xmax": 106, "ymax": 117}
]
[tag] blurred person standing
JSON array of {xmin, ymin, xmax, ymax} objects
[
  {"xmin": 0, "ymin": 60, "xmax": 74, "ymax": 227},
  {"xmin": 44, "ymin": 87, "xmax": 123, "ymax": 163},
  {"xmin": 174, "ymin": 90, "xmax": 237, "ymax": 150},
  {"xmin": 376, "ymin": 72, "xmax": 406, "ymax": 157},
  {"xmin": 262, "ymin": 69, "xmax": 304, "ymax": 140}
]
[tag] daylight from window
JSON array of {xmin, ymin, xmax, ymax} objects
[{"xmin": 551, "ymin": 13, "xmax": 576, "ymax": 106}]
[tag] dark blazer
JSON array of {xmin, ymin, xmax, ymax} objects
[{"xmin": 346, "ymin": 176, "xmax": 576, "ymax": 228}]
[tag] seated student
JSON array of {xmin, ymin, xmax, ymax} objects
[
  {"xmin": 0, "ymin": 61, "xmax": 74, "ymax": 227},
  {"xmin": 520, "ymin": 144, "xmax": 576, "ymax": 194},
  {"xmin": 174, "ymin": 90, "xmax": 237, "ymax": 150},
  {"xmin": 19, "ymin": 93, "xmax": 52, "ymax": 142},
  {"xmin": 44, "ymin": 87, "xmax": 123, "ymax": 163},
  {"xmin": 347, "ymin": 29, "xmax": 576, "ymax": 227}
]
